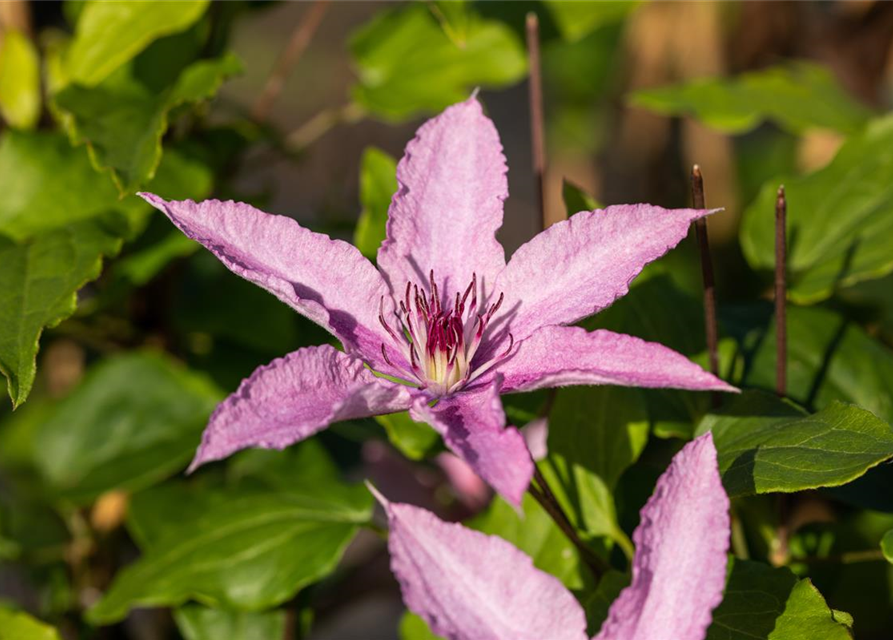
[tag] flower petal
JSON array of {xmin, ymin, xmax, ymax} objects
[
  {"xmin": 500, "ymin": 326, "xmax": 737, "ymax": 394},
  {"xmin": 594, "ymin": 432, "xmax": 730, "ymax": 640},
  {"xmin": 410, "ymin": 378, "xmax": 533, "ymax": 506},
  {"xmin": 377, "ymin": 97, "xmax": 507, "ymax": 299},
  {"xmin": 495, "ymin": 205, "xmax": 718, "ymax": 343},
  {"xmin": 190, "ymin": 345, "xmax": 414, "ymax": 470},
  {"xmin": 372, "ymin": 488, "xmax": 587, "ymax": 640},
  {"xmin": 139, "ymin": 193, "xmax": 396, "ymax": 368}
]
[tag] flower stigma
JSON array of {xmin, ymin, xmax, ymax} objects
[{"xmin": 379, "ymin": 271, "xmax": 513, "ymax": 396}]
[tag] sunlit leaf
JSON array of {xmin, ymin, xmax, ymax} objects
[
  {"xmin": 562, "ymin": 179, "xmax": 600, "ymax": 216},
  {"xmin": 66, "ymin": 0, "xmax": 209, "ymax": 86},
  {"xmin": 0, "ymin": 220, "xmax": 122, "ymax": 408},
  {"xmin": 0, "ymin": 30, "xmax": 41, "ymax": 129},
  {"xmin": 33, "ymin": 352, "xmax": 221, "ymax": 502},
  {"xmin": 174, "ymin": 604, "xmax": 286, "ymax": 640},
  {"xmin": 545, "ymin": 0, "xmax": 639, "ymax": 43},
  {"xmin": 740, "ymin": 114, "xmax": 893, "ymax": 303},
  {"xmin": 706, "ymin": 560, "xmax": 852, "ymax": 639},
  {"xmin": 56, "ymin": 52, "xmax": 242, "ymax": 193},
  {"xmin": 374, "ymin": 411, "xmax": 439, "ymax": 461},
  {"xmin": 698, "ymin": 391, "xmax": 893, "ymax": 497},
  {"xmin": 353, "ymin": 146, "xmax": 397, "ymax": 259},
  {"xmin": 631, "ymin": 62, "xmax": 872, "ymax": 135},
  {"xmin": 0, "ymin": 607, "xmax": 61, "ymax": 640},
  {"xmin": 88, "ymin": 444, "xmax": 372, "ymax": 624},
  {"xmin": 882, "ymin": 529, "xmax": 893, "ymax": 564},
  {"xmin": 350, "ymin": 4, "xmax": 526, "ymax": 121}
]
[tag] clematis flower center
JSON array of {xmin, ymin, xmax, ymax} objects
[{"xmin": 379, "ymin": 271, "xmax": 513, "ymax": 396}]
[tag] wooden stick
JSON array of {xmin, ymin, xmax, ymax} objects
[{"xmin": 690, "ymin": 165, "xmax": 720, "ymax": 407}]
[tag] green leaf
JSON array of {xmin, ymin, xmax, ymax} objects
[
  {"xmin": 400, "ymin": 612, "xmax": 442, "ymax": 640},
  {"xmin": 174, "ymin": 604, "xmax": 286, "ymax": 640},
  {"xmin": 374, "ymin": 411, "xmax": 439, "ymax": 461},
  {"xmin": 350, "ymin": 4, "xmax": 526, "ymax": 121},
  {"xmin": 706, "ymin": 559, "xmax": 852, "ymax": 639},
  {"xmin": 469, "ymin": 493, "xmax": 586, "ymax": 589},
  {"xmin": 545, "ymin": 1, "xmax": 640, "ymax": 42},
  {"xmin": 354, "ymin": 147, "xmax": 397, "ymax": 259},
  {"xmin": 32, "ymin": 352, "xmax": 220, "ymax": 502},
  {"xmin": 430, "ymin": 1, "xmax": 471, "ymax": 47},
  {"xmin": 88, "ymin": 445, "xmax": 372, "ymax": 624},
  {"xmin": 539, "ymin": 385, "xmax": 647, "ymax": 555},
  {"xmin": 882, "ymin": 529, "xmax": 893, "ymax": 564},
  {"xmin": 631, "ymin": 61, "xmax": 872, "ymax": 135},
  {"xmin": 56, "ymin": 52, "xmax": 242, "ymax": 193},
  {"xmin": 698, "ymin": 390, "xmax": 893, "ymax": 497},
  {"xmin": 740, "ymin": 114, "xmax": 893, "ymax": 303},
  {"xmin": 583, "ymin": 571, "xmax": 629, "ymax": 636},
  {"xmin": 741, "ymin": 305, "xmax": 893, "ymax": 427},
  {"xmin": 0, "ymin": 607, "xmax": 61, "ymax": 640},
  {"xmin": 0, "ymin": 30, "xmax": 41, "ymax": 129},
  {"xmin": 0, "ymin": 131, "xmax": 138, "ymax": 241},
  {"xmin": 562, "ymin": 178, "xmax": 601, "ymax": 216},
  {"xmin": 66, "ymin": 0, "xmax": 209, "ymax": 86},
  {"xmin": 0, "ymin": 219, "xmax": 122, "ymax": 408}
]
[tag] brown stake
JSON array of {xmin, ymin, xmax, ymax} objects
[
  {"xmin": 775, "ymin": 186, "xmax": 787, "ymax": 397},
  {"xmin": 252, "ymin": 0, "xmax": 330, "ymax": 123},
  {"xmin": 526, "ymin": 12, "xmax": 548, "ymax": 230},
  {"xmin": 690, "ymin": 165, "xmax": 720, "ymax": 407}
]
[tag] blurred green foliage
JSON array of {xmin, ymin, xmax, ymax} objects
[{"xmin": 1, "ymin": 1, "xmax": 893, "ymax": 638}]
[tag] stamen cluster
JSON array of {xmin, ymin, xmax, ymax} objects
[{"xmin": 379, "ymin": 272, "xmax": 513, "ymax": 396}]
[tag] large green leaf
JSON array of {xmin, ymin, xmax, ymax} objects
[
  {"xmin": 0, "ymin": 219, "xmax": 122, "ymax": 408},
  {"xmin": 698, "ymin": 391, "xmax": 893, "ymax": 497},
  {"xmin": 66, "ymin": 0, "xmax": 209, "ymax": 86},
  {"xmin": 174, "ymin": 604, "xmax": 286, "ymax": 640},
  {"xmin": 740, "ymin": 305, "xmax": 893, "ymax": 426},
  {"xmin": 56, "ymin": 52, "xmax": 242, "ymax": 193},
  {"xmin": 0, "ymin": 131, "xmax": 131, "ymax": 241},
  {"xmin": 88, "ymin": 444, "xmax": 372, "ymax": 624},
  {"xmin": 631, "ymin": 62, "xmax": 872, "ymax": 136},
  {"xmin": 353, "ymin": 146, "xmax": 397, "ymax": 259},
  {"xmin": 740, "ymin": 114, "xmax": 893, "ymax": 303},
  {"xmin": 539, "ymin": 385, "xmax": 647, "ymax": 556},
  {"xmin": 545, "ymin": 1, "xmax": 639, "ymax": 43},
  {"xmin": 706, "ymin": 560, "xmax": 852, "ymax": 639},
  {"xmin": 0, "ymin": 607, "xmax": 61, "ymax": 640},
  {"xmin": 350, "ymin": 4, "xmax": 526, "ymax": 121},
  {"xmin": 33, "ymin": 352, "xmax": 221, "ymax": 502},
  {"xmin": 0, "ymin": 30, "xmax": 41, "ymax": 129}
]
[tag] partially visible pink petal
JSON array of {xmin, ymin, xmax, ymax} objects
[
  {"xmin": 494, "ymin": 205, "xmax": 718, "ymax": 343},
  {"xmin": 410, "ymin": 378, "xmax": 533, "ymax": 506},
  {"xmin": 594, "ymin": 432, "xmax": 730, "ymax": 640},
  {"xmin": 522, "ymin": 417, "xmax": 549, "ymax": 461},
  {"xmin": 190, "ymin": 345, "xmax": 414, "ymax": 470},
  {"xmin": 436, "ymin": 452, "xmax": 491, "ymax": 511},
  {"xmin": 139, "ymin": 194, "xmax": 397, "ymax": 369},
  {"xmin": 371, "ymin": 488, "xmax": 587, "ymax": 640},
  {"xmin": 377, "ymin": 97, "xmax": 507, "ymax": 300},
  {"xmin": 500, "ymin": 326, "xmax": 737, "ymax": 394}
]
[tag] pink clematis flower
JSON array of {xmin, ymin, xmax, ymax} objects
[
  {"xmin": 139, "ymin": 97, "xmax": 734, "ymax": 505},
  {"xmin": 371, "ymin": 432, "xmax": 731, "ymax": 640}
]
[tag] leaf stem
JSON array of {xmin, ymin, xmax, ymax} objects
[
  {"xmin": 690, "ymin": 165, "xmax": 721, "ymax": 409},
  {"xmin": 252, "ymin": 0, "xmax": 330, "ymax": 123},
  {"xmin": 526, "ymin": 12, "xmax": 552, "ymax": 229},
  {"xmin": 528, "ymin": 465, "xmax": 608, "ymax": 579},
  {"xmin": 775, "ymin": 185, "xmax": 787, "ymax": 397}
]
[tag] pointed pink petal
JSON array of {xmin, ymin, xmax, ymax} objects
[
  {"xmin": 190, "ymin": 345, "xmax": 414, "ymax": 470},
  {"xmin": 410, "ymin": 379, "xmax": 533, "ymax": 506},
  {"xmin": 594, "ymin": 432, "xmax": 730, "ymax": 640},
  {"xmin": 377, "ymin": 97, "xmax": 507, "ymax": 298},
  {"xmin": 139, "ymin": 194, "xmax": 396, "ymax": 369},
  {"xmin": 500, "ymin": 326, "xmax": 737, "ymax": 394},
  {"xmin": 374, "ymin": 491, "xmax": 587, "ymax": 640},
  {"xmin": 495, "ymin": 205, "xmax": 718, "ymax": 343}
]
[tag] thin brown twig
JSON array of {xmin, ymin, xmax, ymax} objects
[
  {"xmin": 526, "ymin": 12, "xmax": 550, "ymax": 229},
  {"xmin": 790, "ymin": 549, "xmax": 885, "ymax": 565},
  {"xmin": 252, "ymin": 0, "xmax": 330, "ymax": 123},
  {"xmin": 690, "ymin": 165, "xmax": 721, "ymax": 408},
  {"xmin": 775, "ymin": 185, "xmax": 787, "ymax": 397}
]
